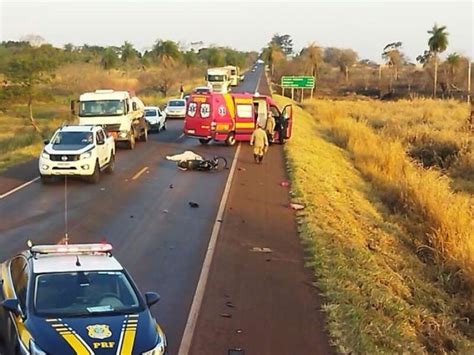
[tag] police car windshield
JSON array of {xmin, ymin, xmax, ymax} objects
[
  {"xmin": 168, "ymin": 100, "xmax": 185, "ymax": 107},
  {"xmin": 34, "ymin": 271, "xmax": 143, "ymax": 317},
  {"xmin": 52, "ymin": 132, "xmax": 93, "ymax": 146},
  {"xmin": 79, "ymin": 100, "xmax": 125, "ymax": 117},
  {"xmin": 144, "ymin": 109, "xmax": 157, "ymax": 117},
  {"xmin": 207, "ymin": 75, "xmax": 225, "ymax": 82}
]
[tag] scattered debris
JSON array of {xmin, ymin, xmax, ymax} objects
[
  {"xmin": 220, "ymin": 313, "xmax": 232, "ymax": 318},
  {"xmin": 250, "ymin": 247, "xmax": 273, "ymax": 253},
  {"xmin": 228, "ymin": 348, "xmax": 244, "ymax": 355},
  {"xmin": 163, "ymin": 209, "xmax": 169, "ymax": 214},
  {"xmin": 100, "ymin": 187, "xmax": 106, "ymax": 191},
  {"xmin": 225, "ymin": 301, "xmax": 235, "ymax": 308},
  {"xmin": 266, "ymin": 258, "xmax": 271, "ymax": 262},
  {"xmin": 290, "ymin": 203, "xmax": 305, "ymax": 210},
  {"xmin": 217, "ymin": 219, "xmax": 223, "ymax": 223},
  {"xmin": 238, "ymin": 167, "xmax": 246, "ymax": 172},
  {"xmin": 235, "ymin": 329, "xmax": 243, "ymax": 334},
  {"xmin": 189, "ymin": 202, "xmax": 200, "ymax": 208},
  {"xmin": 280, "ymin": 181, "xmax": 289, "ymax": 187},
  {"xmin": 130, "ymin": 215, "xmax": 134, "ymax": 219},
  {"xmin": 169, "ymin": 184, "xmax": 174, "ymax": 189}
]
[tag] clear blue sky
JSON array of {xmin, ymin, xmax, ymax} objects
[{"xmin": 0, "ymin": 0, "xmax": 472, "ymax": 63}]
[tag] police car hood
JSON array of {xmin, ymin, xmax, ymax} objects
[{"xmin": 28, "ymin": 310, "xmax": 160, "ymax": 354}]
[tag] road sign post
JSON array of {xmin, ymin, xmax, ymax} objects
[{"xmin": 281, "ymin": 76, "xmax": 315, "ymax": 102}]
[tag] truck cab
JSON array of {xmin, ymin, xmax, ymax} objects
[
  {"xmin": 183, "ymin": 92, "xmax": 293, "ymax": 146},
  {"xmin": 225, "ymin": 65, "xmax": 240, "ymax": 87},
  {"xmin": 72, "ymin": 89, "xmax": 148, "ymax": 149},
  {"xmin": 206, "ymin": 68, "xmax": 231, "ymax": 93}
]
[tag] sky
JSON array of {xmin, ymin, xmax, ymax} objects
[{"xmin": 0, "ymin": 0, "xmax": 472, "ymax": 63}]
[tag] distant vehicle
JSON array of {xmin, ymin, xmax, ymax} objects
[
  {"xmin": 144, "ymin": 106, "xmax": 167, "ymax": 132},
  {"xmin": 193, "ymin": 86, "xmax": 212, "ymax": 95},
  {"xmin": 256, "ymin": 59, "xmax": 264, "ymax": 64},
  {"xmin": 224, "ymin": 65, "xmax": 240, "ymax": 86},
  {"xmin": 71, "ymin": 89, "xmax": 148, "ymax": 149},
  {"xmin": 184, "ymin": 91, "xmax": 293, "ymax": 146},
  {"xmin": 0, "ymin": 243, "xmax": 167, "ymax": 355},
  {"xmin": 39, "ymin": 125, "xmax": 115, "ymax": 184},
  {"xmin": 251, "ymin": 68, "xmax": 256, "ymax": 72},
  {"xmin": 206, "ymin": 67, "xmax": 232, "ymax": 93},
  {"xmin": 164, "ymin": 99, "xmax": 187, "ymax": 119}
]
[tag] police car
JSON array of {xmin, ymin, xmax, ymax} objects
[{"xmin": 0, "ymin": 243, "xmax": 167, "ymax": 354}]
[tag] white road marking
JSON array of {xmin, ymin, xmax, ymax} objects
[
  {"xmin": 0, "ymin": 176, "xmax": 40, "ymax": 199},
  {"xmin": 176, "ymin": 133, "xmax": 185, "ymax": 140},
  {"xmin": 178, "ymin": 143, "xmax": 241, "ymax": 355},
  {"xmin": 131, "ymin": 166, "xmax": 149, "ymax": 180}
]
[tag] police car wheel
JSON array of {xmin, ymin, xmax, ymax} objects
[{"xmin": 105, "ymin": 154, "xmax": 115, "ymax": 174}]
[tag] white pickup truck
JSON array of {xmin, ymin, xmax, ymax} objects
[{"xmin": 39, "ymin": 125, "xmax": 115, "ymax": 183}]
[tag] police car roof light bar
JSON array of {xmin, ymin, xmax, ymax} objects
[{"xmin": 30, "ymin": 243, "xmax": 113, "ymax": 256}]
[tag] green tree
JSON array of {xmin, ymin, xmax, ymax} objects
[
  {"xmin": 427, "ymin": 24, "xmax": 449, "ymax": 97},
  {"xmin": 183, "ymin": 50, "xmax": 199, "ymax": 68},
  {"xmin": 382, "ymin": 42, "xmax": 405, "ymax": 91},
  {"xmin": 121, "ymin": 41, "xmax": 137, "ymax": 64},
  {"xmin": 262, "ymin": 42, "xmax": 285, "ymax": 76},
  {"xmin": 1, "ymin": 45, "xmax": 60, "ymax": 131},
  {"xmin": 101, "ymin": 47, "xmax": 119, "ymax": 70},
  {"xmin": 198, "ymin": 47, "xmax": 225, "ymax": 67},
  {"xmin": 300, "ymin": 42, "xmax": 322, "ymax": 77},
  {"xmin": 152, "ymin": 39, "xmax": 181, "ymax": 67},
  {"xmin": 270, "ymin": 34, "xmax": 293, "ymax": 56},
  {"xmin": 445, "ymin": 52, "xmax": 461, "ymax": 90}
]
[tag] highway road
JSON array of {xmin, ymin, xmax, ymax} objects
[{"xmin": 0, "ymin": 63, "xmax": 266, "ymax": 354}]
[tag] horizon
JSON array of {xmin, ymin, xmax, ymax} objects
[{"xmin": 0, "ymin": 0, "xmax": 472, "ymax": 63}]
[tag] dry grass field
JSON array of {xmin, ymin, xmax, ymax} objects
[{"xmin": 277, "ymin": 95, "xmax": 473, "ymax": 353}]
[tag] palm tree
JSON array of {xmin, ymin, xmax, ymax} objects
[
  {"xmin": 301, "ymin": 42, "xmax": 322, "ymax": 77},
  {"xmin": 121, "ymin": 41, "xmax": 136, "ymax": 64},
  {"xmin": 263, "ymin": 42, "xmax": 284, "ymax": 76},
  {"xmin": 152, "ymin": 40, "xmax": 181, "ymax": 67},
  {"xmin": 445, "ymin": 52, "xmax": 461, "ymax": 90},
  {"xmin": 427, "ymin": 24, "xmax": 449, "ymax": 97}
]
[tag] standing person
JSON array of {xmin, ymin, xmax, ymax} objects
[
  {"xmin": 265, "ymin": 111, "xmax": 276, "ymax": 144},
  {"xmin": 179, "ymin": 84, "xmax": 184, "ymax": 99},
  {"xmin": 250, "ymin": 124, "xmax": 269, "ymax": 164}
]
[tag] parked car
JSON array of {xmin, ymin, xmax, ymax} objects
[{"xmin": 144, "ymin": 106, "xmax": 167, "ymax": 132}]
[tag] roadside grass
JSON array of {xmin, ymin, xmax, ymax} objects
[
  {"xmin": 275, "ymin": 95, "xmax": 474, "ymax": 353},
  {"xmin": 306, "ymin": 98, "xmax": 472, "ymax": 194}
]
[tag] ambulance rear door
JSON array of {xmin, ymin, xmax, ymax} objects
[{"xmin": 233, "ymin": 95, "xmax": 255, "ymax": 141}]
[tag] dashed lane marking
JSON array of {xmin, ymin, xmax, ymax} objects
[{"xmin": 131, "ymin": 166, "xmax": 149, "ymax": 181}]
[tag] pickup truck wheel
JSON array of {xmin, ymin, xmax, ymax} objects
[
  {"xmin": 87, "ymin": 161, "xmax": 100, "ymax": 184},
  {"xmin": 199, "ymin": 138, "xmax": 211, "ymax": 145},
  {"xmin": 128, "ymin": 133, "xmax": 135, "ymax": 150},
  {"xmin": 40, "ymin": 174, "xmax": 54, "ymax": 184},
  {"xmin": 225, "ymin": 133, "xmax": 236, "ymax": 146},
  {"xmin": 140, "ymin": 127, "xmax": 148, "ymax": 142},
  {"xmin": 105, "ymin": 154, "xmax": 115, "ymax": 174}
]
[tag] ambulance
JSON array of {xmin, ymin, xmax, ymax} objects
[{"xmin": 183, "ymin": 92, "xmax": 293, "ymax": 146}]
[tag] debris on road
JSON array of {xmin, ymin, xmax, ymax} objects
[
  {"xmin": 250, "ymin": 247, "xmax": 273, "ymax": 253},
  {"xmin": 163, "ymin": 209, "xmax": 169, "ymax": 214},
  {"xmin": 220, "ymin": 313, "xmax": 232, "ymax": 318},
  {"xmin": 228, "ymin": 349, "xmax": 244, "ymax": 355},
  {"xmin": 290, "ymin": 203, "xmax": 305, "ymax": 210},
  {"xmin": 238, "ymin": 167, "xmax": 246, "ymax": 172},
  {"xmin": 166, "ymin": 150, "xmax": 203, "ymax": 162},
  {"xmin": 280, "ymin": 181, "xmax": 289, "ymax": 187},
  {"xmin": 225, "ymin": 301, "xmax": 235, "ymax": 308},
  {"xmin": 130, "ymin": 215, "xmax": 134, "ymax": 218},
  {"xmin": 236, "ymin": 329, "xmax": 243, "ymax": 334},
  {"xmin": 169, "ymin": 184, "xmax": 174, "ymax": 189},
  {"xmin": 100, "ymin": 187, "xmax": 106, "ymax": 191},
  {"xmin": 189, "ymin": 202, "xmax": 200, "ymax": 208}
]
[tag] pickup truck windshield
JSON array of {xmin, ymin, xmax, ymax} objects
[
  {"xmin": 34, "ymin": 271, "xmax": 143, "ymax": 317},
  {"xmin": 79, "ymin": 100, "xmax": 125, "ymax": 117},
  {"xmin": 52, "ymin": 131, "xmax": 94, "ymax": 146},
  {"xmin": 207, "ymin": 75, "xmax": 226, "ymax": 82},
  {"xmin": 145, "ymin": 109, "xmax": 158, "ymax": 117}
]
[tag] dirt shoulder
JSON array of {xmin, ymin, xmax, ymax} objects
[{"xmin": 189, "ymin": 141, "xmax": 333, "ymax": 355}]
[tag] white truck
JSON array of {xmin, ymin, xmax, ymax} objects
[
  {"xmin": 72, "ymin": 89, "xmax": 148, "ymax": 149},
  {"xmin": 39, "ymin": 125, "xmax": 115, "ymax": 184},
  {"xmin": 206, "ymin": 67, "xmax": 232, "ymax": 93}
]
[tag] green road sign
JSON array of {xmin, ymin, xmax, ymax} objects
[{"xmin": 281, "ymin": 76, "xmax": 315, "ymax": 88}]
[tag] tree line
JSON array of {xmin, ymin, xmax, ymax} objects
[{"xmin": 263, "ymin": 27, "xmax": 471, "ymax": 100}]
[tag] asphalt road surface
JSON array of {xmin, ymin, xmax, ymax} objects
[{"xmin": 0, "ymin": 66, "xmax": 264, "ymax": 355}]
